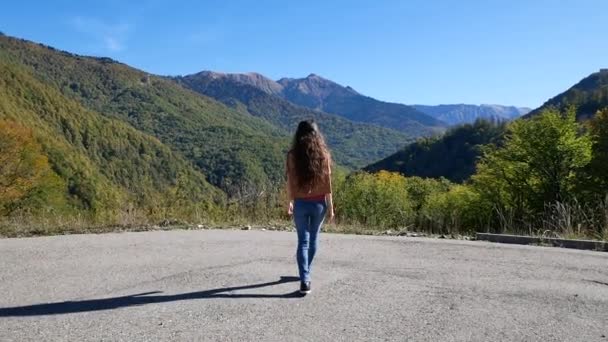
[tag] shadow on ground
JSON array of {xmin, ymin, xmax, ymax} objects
[{"xmin": 0, "ymin": 276, "xmax": 302, "ymax": 317}]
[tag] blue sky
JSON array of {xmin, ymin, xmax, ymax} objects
[{"xmin": 1, "ymin": 0, "xmax": 606, "ymax": 108}]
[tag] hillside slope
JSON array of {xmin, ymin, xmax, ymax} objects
[
  {"xmin": 365, "ymin": 120, "xmax": 507, "ymax": 182},
  {"xmin": 526, "ymin": 69, "xmax": 608, "ymax": 120},
  {"xmin": 0, "ymin": 60, "xmax": 223, "ymax": 212}
]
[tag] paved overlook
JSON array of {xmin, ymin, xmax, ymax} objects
[{"xmin": 0, "ymin": 230, "xmax": 607, "ymax": 341}]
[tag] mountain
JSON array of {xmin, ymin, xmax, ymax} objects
[
  {"xmin": 176, "ymin": 72, "xmax": 414, "ymax": 169},
  {"xmin": 526, "ymin": 69, "xmax": 608, "ymax": 120},
  {"xmin": 198, "ymin": 71, "xmax": 284, "ymax": 95},
  {"xmin": 194, "ymin": 71, "xmax": 446, "ymax": 135},
  {"xmin": 277, "ymin": 74, "xmax": 446, "ymax": 134},
  {"xmin": 277, "ymin": 73, "xmax": 361, "ymax": 108},
  {"xmin": 412, "ymin": 104, "xmax": 530, "ymax": 126},
  {"xmin": 0, "ymin": 35, "xmax": 289, "ymax": 201},
  {"xmin": 365, "ymin": 120, "xmax": 507, "ymax": 183}
]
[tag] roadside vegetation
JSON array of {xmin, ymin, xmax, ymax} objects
[{"xmin": 2, "ymin": 108, "xmax": 608, "ymax": 240}]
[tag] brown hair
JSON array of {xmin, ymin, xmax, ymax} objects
[{"xmin": 290, "ymin": 120, "xmax": 331, "ymax": 190}]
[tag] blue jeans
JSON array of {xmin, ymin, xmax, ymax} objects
[{"xmin": 293, "ymin": 199, "xmax": 327, "ymax": 283}]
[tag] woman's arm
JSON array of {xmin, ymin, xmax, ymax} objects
[
  {"xmin": 286, "ymin": 180, "xmax": 294, "ymax": 216},
  {"xmin": 285, "ymin": 154, "xmax": 294, "ymax": 215},
  {"xmin": 325, "ymin": 192, "xmax": 334, "ymax": 223},
  {"xmin": 325, "ymin": 159, "xmax": 335, "ymax": 222}
]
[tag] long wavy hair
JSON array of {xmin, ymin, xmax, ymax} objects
[{"xmin": 291, "ymin": 120, "xmax": 331, "ymax": 190}]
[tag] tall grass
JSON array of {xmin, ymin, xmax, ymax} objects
[{"xmin": 470, "ymin": 199, "xmax": 608, "ymax": 240}]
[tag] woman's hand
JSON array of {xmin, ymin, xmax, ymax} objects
[
  {"xmin": 287, "ymin": 201, "xmax": 294, "ymax": 216},
  {"xmin": 328, "ymin": 208, "xmax": 335, "ymax": 223},
  {"xmin": 325, "ymin": 193, "xmax": 335, "ymax": 224}
]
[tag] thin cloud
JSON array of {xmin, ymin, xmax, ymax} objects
[
  {"xmin": 103, "ymin": 36, "xmax": 123, "ymax": 52},
  {"xmin": 71, "ymin": 16, "xmax": 131, "ymax": 52},
  {"xmin": 187, "ymin": 28, "xmax": 223, "ymax": 46}
]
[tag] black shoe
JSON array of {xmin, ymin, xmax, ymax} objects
[{"xmin": 299, "ymin": 281, "xmax": 311, "ymax": 294}]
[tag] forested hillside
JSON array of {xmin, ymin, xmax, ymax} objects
[
  {"xmin": 0, "ymin": 35, "xmax": 288, "ymax": 197},
  {"xmin": 365, "ymin": 120, "xmax": 507, "ymax": 182},
  {"xmin": 526, "ymin": 69, "xmax": 608, "ymax": 120},
  {"xmin": 366, "ymin": 69, "xmax": 608, "ymax": 183},
  {"xmin": 0, "ymin": 61, "xmax": 223, "ymax": 216}
]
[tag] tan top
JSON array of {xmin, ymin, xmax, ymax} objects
[{"xmin": 286, "ymin": 151, "xmax": 332, "ymax": 200}]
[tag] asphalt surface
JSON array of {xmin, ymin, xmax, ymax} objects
[{"xmin": 0, "ymin": 229, "xmax": 607, "ymax": 342}]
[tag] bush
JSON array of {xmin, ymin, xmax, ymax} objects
[
  {"xmin": 335, "ymin": 171, "xmax": 413, "ymax": 228},
  {"xmin": 421, "ymin": 184, "xmax": 491, "ymax": 235},
  {"xmin": 403, "ymin": 176, "xmax": 452, "ymax": 211}
]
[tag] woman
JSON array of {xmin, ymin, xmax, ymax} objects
[{"xmin": 286, "ymin": 120, "xmax": 335, "ymax": 295}]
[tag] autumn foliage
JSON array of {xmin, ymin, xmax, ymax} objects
[{"xmin": 0, "ymin": 120, "xmax": 56, "ymax": 214}]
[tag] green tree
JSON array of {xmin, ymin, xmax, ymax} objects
[
  {"xmin": 582, "ymin": 108, "xmax": 608, "ymax": 197},
  {"xmin": 473, "ymin": 108, "xmax": 593, "ymax": 224}
]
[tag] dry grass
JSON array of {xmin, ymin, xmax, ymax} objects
[{"xmin": 2, "ymin": 199, "xmax": 607, "ymax": 241}]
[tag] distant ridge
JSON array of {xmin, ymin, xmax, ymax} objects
[
  {"xmin": 412, "ymin": 104, "xmax": 530, "ymax": 126},
  {"xmin": 185, "ymin": 71, "xmax": 446, "ymax": 135}
]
